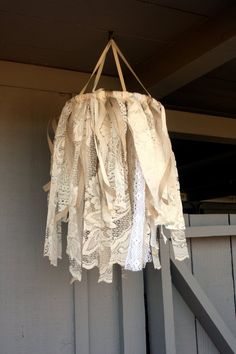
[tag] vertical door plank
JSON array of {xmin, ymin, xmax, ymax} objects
[
  {"xmin": 121, "ymin": 269, "xmax": 147, "ymax": 354},
  {"xmin": 160, "ymin": 239, "xmax": 176, "ymax": 354},
  {"xmin": 144, "ymin": 263, "xmax": 165, "ymax": 354},
  {"xmin": 84, "ymin": 267, "xmax": 121, "ymax": 354},
  {"xmin": 144, "ymin": 215, "xmax": 197, "ymax": 354},
  {"xmin": 173, "ymin": 215, "xmax": 198, "ymax": 354},
  {"xmin": 74, "ymin": 271, "xmax": 90, "ymax": 354},
  {"xmin": 229, "ymin": 214, "xmax": 236, "ymax": 324},
  {"xmin": 190, "ymin": 214, "xmax": 236, "ymax": 354}
]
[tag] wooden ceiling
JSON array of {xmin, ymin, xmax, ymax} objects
[
  {"xmin": 0, "ymin": 0, "xmax": 236, "ymax": 203},
  {"xmin": 0, "ymin": 0, "xmax": 235, "ymax": 116},
  {"xmin": 163, "ymin": 58, "xmax": 236, "ymax": 118}
]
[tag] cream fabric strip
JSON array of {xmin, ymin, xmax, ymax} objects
[
  {"xmin": 43, "ymin": 91, "xmax": 189, "ymax": 283},
  {"xmin": 79, "ymin": 39, "xmax": 150, "ymax": 97},
  {"xmin": 111, "ymin": 40, "xmax": 151, "ymax": 97},
  {"xmin": 43, "ymin": 38, "xmax": 188, "ymax": 283}
]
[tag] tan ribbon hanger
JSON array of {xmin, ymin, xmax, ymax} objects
[
  {"xmin": 44, "ymin": 38, "xmax": 151, "ymax": 193},
  {"xmin": 79, "ymin": 38, "xmax": 151, "ymax": 97}
]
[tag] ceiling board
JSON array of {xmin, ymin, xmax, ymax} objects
[
  {"xmin": 0, "ymin": 0, "xmax": 208, "ymax": 74},
  {"xmin": 0, "ymin": 1, "xmax": 206, "ymax": 41},
  {"xmin": 205, "ymin": 58, "xmax": 236, "ymax": 82},
  {"xmin": 138, "ymin": 0, "xmax": 234, "ymax": 16},
  {"xmin": 0, "ymin": 14, "xmax": 165, "ymax": 74},
  {"xmin": 163, "ymin": 58, "xmax": 236, "ymax": 118},
  {"xmin": 0, "ymin": 0, "xmax": 235, "ymax": 121}
]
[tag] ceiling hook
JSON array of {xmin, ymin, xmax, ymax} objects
[{"xmin": 108, "ymin": 30, "xmax": 114, "ymax": 41}]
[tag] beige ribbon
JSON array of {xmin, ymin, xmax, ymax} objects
[
  {"xmin": 78, "ymin": 38, "xmax": 151, "ymax": 97},
  {"xmin": 90, "ymin": 97, "xmax": 115, "ymax": 217},
  {"xmin": 43, "ymin": 117, "xmax": 58, "ymax": 192}
]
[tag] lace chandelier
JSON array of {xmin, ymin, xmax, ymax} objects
[{"xmin": 43, "ymin": 39, "xmax": 189, "ymax": 283}]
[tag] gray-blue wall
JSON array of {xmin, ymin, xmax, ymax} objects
[{"xmin": 0, "ymin": 85, "xmax": 235, "ymax": 354}]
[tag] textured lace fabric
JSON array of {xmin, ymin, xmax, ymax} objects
[{"xmin": 44, "ymin": 90, "xmax": 189, "ymax": 283}]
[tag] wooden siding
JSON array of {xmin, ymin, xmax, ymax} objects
[{"xmin": 0, "ymin": 63, "xmax": 236, "ymax": 354}]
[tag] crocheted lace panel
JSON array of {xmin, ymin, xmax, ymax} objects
[{"xmin": 44, "ymin": 90, "xmax": 189, "ymax": 283}]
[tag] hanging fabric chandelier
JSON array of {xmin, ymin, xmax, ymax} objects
[{"xmin": 43, "ymin": 39, "xmax": 189, "ymax": 283}]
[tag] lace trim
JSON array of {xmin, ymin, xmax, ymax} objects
[
  {"xmin": 44, "ymin": 91, "xmax": 188, "ymax": 283},
  {"xmin": 125, "ymin": 158, "xmax": 146, "ymax": 271}
]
